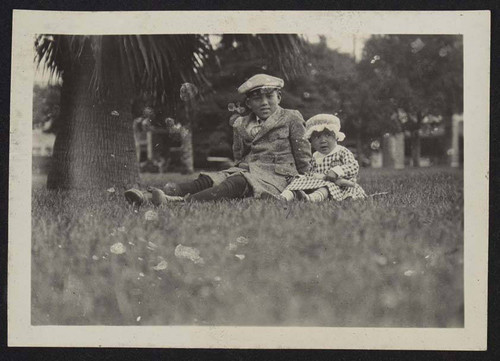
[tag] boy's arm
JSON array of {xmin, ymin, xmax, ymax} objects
[
  {"xmin": 289, "ymin": 112, "xmax": 312, "ymax": 174},
  {"xmin": 232, "ymin": 127, "xmax": 248, "ymax": 166}
]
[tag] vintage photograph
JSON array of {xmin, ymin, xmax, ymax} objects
[
  {"xmin": 31, "ymin": 32, "xmax": 465, "ymax": 327},
  {"xmin": 9, "ymin": 11, "xmax": 489, "ymax": 349}
]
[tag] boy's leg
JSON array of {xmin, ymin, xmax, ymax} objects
[
  {"xmin": 306, "ymin": 187, "xmax": 329, "ymax": 202},
  {"xmin": 186, "ymin": 174, "xmax": 249, "ymax": 202},
  {"xmin": 151, "ymin": 188, "xmax": 184, "ymax": 206},
  {"xmin": 164, "ymin": 175, "xmax": 214, "ymax": 196}
]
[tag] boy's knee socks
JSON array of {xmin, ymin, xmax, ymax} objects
[
  {"xmin": 188, "ymin": 175, "xmax": 249, "ymax": 202},
  {"xmin": 170, "ymin": 175, "xmax": 214, "ymax": 196}
]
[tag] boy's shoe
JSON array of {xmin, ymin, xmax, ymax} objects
[
  {"xmin": 151, "ymin": 188, "xmax": 184, "ymax": 206},
  {"xmin": 124, "ymin": 189, "xmax": 146, "ymax": 206}
]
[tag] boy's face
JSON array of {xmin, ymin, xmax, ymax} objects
[
  {"xmin": 245, "ymin": 89, "xmax": 281, "ymax": 120},
  {"xmin": 310, "ymin": 129, "xmax": 337, "ymax": 155}
]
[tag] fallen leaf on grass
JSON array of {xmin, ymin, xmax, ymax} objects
[
  {"xmin": 236, "ymin": 236, "xmax": 249, "ymax": 245},
  {"xmin": 175, "ymin": 244, "xmax": 204, "ymax": 264},
  {"xmin": 152, "ymin": 260, "xmax": 168, "ymax": 271},
  {"xmin": 145, "ymin": 210, "xmax": 159, "ymax": 221},
  {"xmin": 110, "ymin": 226, "xmax": 126, "ymax": 237},
  {"xmin": 110, "ymin": 242, "xmax": 126, "ymax": 254},
  {"xmin": 227, "ymin": 236, "xmax": 249, "ymax": 251}
]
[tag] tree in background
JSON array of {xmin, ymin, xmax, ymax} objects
[
  {"xmin": 356, "ymin": 35, "xmax": 463, "ymax": 166},
  {"xmin": 283, "ymin": 36, "xmax": 357, "ymax": 120},
  {"xmin": 33, "ymin": 83, "xmax": 61, "ymax": 132},
  {"xmin": 35, "ymin": 34, "xmax": 305, "ymax": 189}
]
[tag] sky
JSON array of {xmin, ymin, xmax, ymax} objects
[{"xmin": 304, "ymin": 34, "xmax": 370, "ymax": 61}]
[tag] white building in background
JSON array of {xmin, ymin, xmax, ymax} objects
[{"xmin": 450, "ymin": 114, "xmax": 463, "ymax": 167}]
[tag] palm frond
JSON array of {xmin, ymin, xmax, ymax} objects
[{"xmin": 35, "ymin": 33, "xmax": 306, "ymax": 109}]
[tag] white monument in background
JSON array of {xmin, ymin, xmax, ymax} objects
[{"xmin": 451, "ymin": 114, "xmax": 463, "ymax": 167}]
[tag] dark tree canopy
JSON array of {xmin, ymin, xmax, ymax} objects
[{"xmin": 356, "ymin": 35, "xmax": 463, "ymax": 135}]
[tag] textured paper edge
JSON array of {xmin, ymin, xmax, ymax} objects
[{"xmin": 8, "ymin": 10, "xmax": 490, "ymax": 349}]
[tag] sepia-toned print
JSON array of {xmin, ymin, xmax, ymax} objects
[{"xmin": 9, "ymin": 10, "xmax": 489, "ymax": 349}]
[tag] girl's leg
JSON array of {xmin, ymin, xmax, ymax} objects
[
  {"xmin": 164, "ymin": 175, "xmax": 214, "ymax": 196},
  {"xmin": 279, "ymin": 189, "xmax": 296, "ymax": 201},
  {"xmin": 305, "ymin": 187, "xmax": 329, "ymax": 202},
  {"xmin": 186, "ymin": 174, "xmax": 249, "ymax": 202}
]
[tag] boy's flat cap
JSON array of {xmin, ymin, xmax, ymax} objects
[{"xmin": 237, "ymin": 74, "xmax": 284, "ymax": 94}]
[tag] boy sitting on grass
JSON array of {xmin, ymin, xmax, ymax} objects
[
  {"xmin": 278, "ymin": 114, "xmax": 367, "ymax": 202},
  {"xmin": 124, "ymin": 73, "xmax": 312, "ymax": 205}
]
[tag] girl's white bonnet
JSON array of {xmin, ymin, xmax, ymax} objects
[{"xmin": 305, "ymin": 114, "xmax": 345, "ymax": 141}]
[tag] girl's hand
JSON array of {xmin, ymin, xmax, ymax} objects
[
  {"xmin": 325, "ymin": 170, "xmax": 339, "ymax": 181},
  {"xmin": 312, "ymin": 173, "xmax": 326, "ymax": 180},
  {"xmin": 334, "ymin": 178, "xmax": 356, "ymax": 188}
]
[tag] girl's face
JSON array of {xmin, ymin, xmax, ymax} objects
[{"xmin": 310, "ymin": 129, "xmax": 337, "ymax": 154}]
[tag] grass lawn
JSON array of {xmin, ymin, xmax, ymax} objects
[{"xmin": 31, "ymin": 167, "xmax": 463, "ymax": 327}]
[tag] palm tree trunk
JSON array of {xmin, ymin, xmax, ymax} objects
[{"xmin": 47, "ymin": 44, "xmax": 139, "ymax": 190}]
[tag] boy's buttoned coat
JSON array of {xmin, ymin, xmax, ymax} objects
[{"xmin": 201, "ymin": 107, "xmax": 312, "ymax": 198}]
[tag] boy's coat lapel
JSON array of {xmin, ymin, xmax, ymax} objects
[{"xmin": 252, "ymin": 107, "xmax": 284, "ymax": 143}]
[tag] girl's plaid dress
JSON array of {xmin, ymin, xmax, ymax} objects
[{"xmin": 285, "ymin": 145, "xmax": 366, "ymax": 201}]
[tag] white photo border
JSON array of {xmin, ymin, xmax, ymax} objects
[{"xmin": 9, "ymin": 10, "xmax": 490, "ymax": 349}]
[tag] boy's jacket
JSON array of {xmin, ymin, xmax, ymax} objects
[{"xmin": 203, "ymin": 107, "xmax": 312, "ymax": 198}]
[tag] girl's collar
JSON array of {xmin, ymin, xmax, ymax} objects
[{"xmin": 313, "ymin": 145, "xmax": 341, "ymax": 161}]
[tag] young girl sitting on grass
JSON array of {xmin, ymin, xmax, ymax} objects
[{"xmin": 279, "ymin": 114, "xmax": 367, "ymax": 202}]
